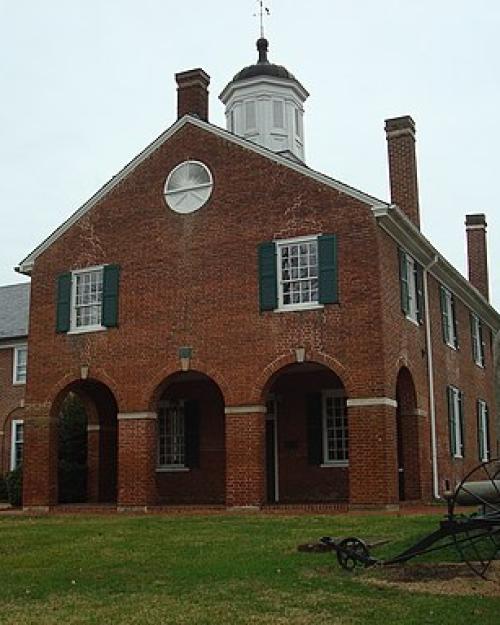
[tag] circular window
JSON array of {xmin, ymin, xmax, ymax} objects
[{"xmin": 164, "ymin": 160, "xmax": 213, "ymax": 214}]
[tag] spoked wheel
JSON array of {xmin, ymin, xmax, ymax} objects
[
  {"xmin": 336, "ymin": 537, "xmax": 369, "ymax": 571},
  {"xmin": 450, "ymin": 458, "xmax": 500, "ymax": 578}
]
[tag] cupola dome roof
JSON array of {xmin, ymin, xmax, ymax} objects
[{"xmin": 230, "ymin": 38, "xmax": 303, "ymax": 87}]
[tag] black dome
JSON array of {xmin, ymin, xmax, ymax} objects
[{"xmin": 231, "ymin": 38, "xmax": 297, "ymax": 83}]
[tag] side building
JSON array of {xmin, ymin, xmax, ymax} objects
[{"xmin": 0, "ymin": 284, "xmax": 29, "ymax": 477}]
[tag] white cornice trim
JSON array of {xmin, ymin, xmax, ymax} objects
[
  {"xmin": 346, "ymin": 397, "xmax": 398, "ymax": 408},
  {"xmin": 225, "ymin": 405, "xmax": 267, "ymax": 414},
  {"xmin": 16, "ymin": 116, "xmax": 385, "ymax": 274},
  {"xmin": 373, "ymin": 204, "xmax": 500, "ymax": 331},
  {"xmin": 117, "ymin": 412, "xmax": 157, "ymax": 421}
]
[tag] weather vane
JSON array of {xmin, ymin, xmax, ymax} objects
[{"xmin": 254, "ymin": 0, "xmax": 270, "ymax": 38}]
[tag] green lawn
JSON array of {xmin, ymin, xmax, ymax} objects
[{"xmin": 0, "ymin": 512, "xmax": 497, "ymax": 624}]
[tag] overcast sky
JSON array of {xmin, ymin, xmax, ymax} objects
[{"xmin": 1, "ymin": 0, "xmax": 499, "ymax": 310}]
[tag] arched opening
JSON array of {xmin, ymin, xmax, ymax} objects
[
  {"xmin": 395, "ymin": 367, "xmax": 421, "ymax": 501},
  {"xmin": 264, "ymin": 362, "xmax": 348, "ymax": 504},
  {"xmin": 155, "ymin": 371, "xmax": 225, "ymax": 505},
  {"xmin": 51, "ymin": 379, "xmax": 118, "ymax": 504}
]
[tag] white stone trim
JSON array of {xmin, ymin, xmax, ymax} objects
[
  {"xmin": 224, "ymin": 405, "xmax": 267, "ymax": 415},
  {"xmin": 117, "ymin": 412, "xmax": 157, "ymax": 421},
  {"xmin": 87, "ymin": 424, "xmax": 100, "ymax": 432},
  {"xmin": 400, "ymin": 408, "xmax": 427, "ymax": 417},
  {"xmin": 17, "ymin": 116, "xmax": 384, "ymax": 274},
  {"xmin": 346, "ymin": 397, "xmax": 398, "ymax": 408},
  {"xmin": 465, "ymin": 224, "xmax": 486, "ymax": 231}
]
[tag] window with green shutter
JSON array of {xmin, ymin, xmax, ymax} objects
[
  {"xmin": 258, "ymin": 242, "xmax": 277, "ymax": 311},
  {"xmin": 56, "ymin": 272, "xmax": 72, "ymax": 333},
  {"xmin": 440, "ymin": 286, "xmax": 458, "ymax": 348},
  {"xmin": 447, "ymin": 385, "xmax": 464, "ymax": 458},
  {"xmin": 477, "ymin": 400, "xmax": 489, "ymax": 462}
]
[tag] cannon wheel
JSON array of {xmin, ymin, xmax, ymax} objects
[
  {"xmin": 336, "ymin": 537, "xmax": 369, "ymax": 571},
  {"xmin": 450, "ymin": 458, "xmax": 500, "ymax": 578}
]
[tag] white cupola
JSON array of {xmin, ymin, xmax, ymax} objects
[{"xmin": 219, "ymin": 38, "xmax": 309, "ymax": 162}]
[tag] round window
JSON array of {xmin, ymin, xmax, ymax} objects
[{"xmin": 164, "ymin": 160, "xmax": 213, "ymax": 214}]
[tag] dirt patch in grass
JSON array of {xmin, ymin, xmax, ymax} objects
[{"xmin": 363, "ymin": 562, "xmax": 500, "ymax": 597}]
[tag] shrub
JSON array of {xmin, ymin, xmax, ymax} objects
[
  {"xmin": 6, "ymin": 465, "xmax": 23, "ymax": 507},
  {"xmin": 0, "ymin": 475, "xmax": 8, "ymax": 502}
]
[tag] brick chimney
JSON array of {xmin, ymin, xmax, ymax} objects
[
  {"xmin": 175, "ymin": 68, "xmax": 210, "ymax": 121},
  {"xmin": 465, "ymin": 213, "xmax": 489, "ymax": 300},
  {"xmin": 385, "ymin": 116, "xmax": 420, "ymax": 228}
]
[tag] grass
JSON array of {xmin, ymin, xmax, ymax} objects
[{"xmin": 0, "ymin": 512, "xmax": 498, "ymax": 624}]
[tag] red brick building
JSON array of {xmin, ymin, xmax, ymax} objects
[
  {"xmin": 12, "ymin": 39, "xmax": 500, "ymax": 511},
  {"xmin": 0, "ymin": 284, "xmax": 29, "ymax": 478}
]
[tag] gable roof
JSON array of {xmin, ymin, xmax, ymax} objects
[
  {"xmin": 16, "ymin": 115, "xmax": 386, "ymax": 274},
  {"xmin": 0, "ymin": 283, "xmax": 30, "ymax": 340}
]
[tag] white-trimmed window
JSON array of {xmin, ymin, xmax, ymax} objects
[
  {"xmin": 294, "ymin": 108, "xmax": 302, "ymax": 139},
  {"xmin": 245, "ymin": 100, "xmax": 257, "ymax": 131},
  {"xmin": 447, "ymin": 386, "xmax": 464, "ymax": 458},
  {"xmin": 477, "ymin": 400, "xmax": 489, "ymax": 462},
  {"xmin": 71, "ymin": 266, "xmax": 104, "ymax": 332},
  {"xmin": 470, "ymin": 313, "xmax": 485, "ymax": 367},
  {"xmin": 158, "ymin": 400, "xmax": 186, "ymax": 469},
  {"xmin": 322, "ymin": 391, "xmax": 348, "ymax": 466},
  {"xmin": 440, "ymin": 286, "xmax": 458, "ymax": 348},
  {"xmin": 277, "ymin": 236, "xmax": 319, "ymax": 309},
  {"xmin": 399, "ymin": 249, "xmax": 423, "ymax": 323},
  {"xmin": 10, "ymin": 420, "xmax": 24, "ymax": 470},
  {"xmin": 13, "ymin": 345, "xmax": 27, "ymax": 385},
  {"xmin": 272, "ymin": 100, "xmax": 285, "ymax": 129}
]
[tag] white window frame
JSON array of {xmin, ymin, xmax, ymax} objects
[
  {"xmin": 272, "ymin": 99, "xmax": 285, "ymax": 130},
  {"xmin": 471, "ymin": 313, "xmax": 484, "ymax": 367},
  {"xmin": 244, "ymin": 100, "xmax": 257, "ymax": 132},
  {"xmin": 10, "ymin": 419, "xmax": 24, "ymax": 470},
  {"xmin": 12, "ymin": 345, "xmax": 28, "ymax": 385},
  {"xmin": 69, "ymin": 265, "xmax": 105, "ymax": 334},
  {"xmin": 321, "ymin": 389, "xmax": 348, "ymax": 467},
  {"xmin": 449, "ymin": 386, "xmax": 463, "ymax": 459},
  {"xmin": 275, "ymin": 234, "xmax": 323, "ymax": 312},
  {"xmin": 442, "ymin": 287, "xmax": 457, "ymax": 349},
  {"xmin": 404, "ymin": 253, "xmax": 419, "ymax": 324},
  {"xmin": 157, "ymin": 399, "xmax": 189, "ymax": 472},
  {"xmin": 478, "ymin": 400, "xmax": 489, "ymax": 462}
]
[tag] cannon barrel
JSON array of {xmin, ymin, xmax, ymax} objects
[{"xmin": 454, "ymin": 480, "xmax": 500, "ymax": 506}]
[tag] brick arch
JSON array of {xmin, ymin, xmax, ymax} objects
[
  {"xmin": 146, "ymin": 361, "xmax": 230, "ymax": 411},
  {"xmin": 45, "ymin": 369, "xmax": 124, "ymax": 415},
  {"xmin": 253, "ymin": 349, "xmax": 354, "ymax": 404}
]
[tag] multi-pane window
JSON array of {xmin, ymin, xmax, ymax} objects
[
  {"xmin": 72, "ymin": 268, "xmax": 104, "ymax": 330},
  {"xmin": 278, "ymin": 238, "xmax": 319, "ymax": 308},
  {"xmin": 440, "ymin": 286, "xmax": 458, "ymax": 348},
  {"xmin": 399, "ymin": 249, "xmax": 423, "ymax": 323},
  {"xmin": 10, "ymin": 420, "xmax": 23, "ymax": 470},
  {"xmin": 323, "ymin": 392, "xmax": 348, "ymax": 464},
  {"xmin": 158, "ymin": 400, "xmax": 185, "ymax": 468},
  {"xmin": 245, "ymin": 101, "xmax": 257, "ymax": 131},
  {"xmin": 273, "ymin": 100, "xmax": 285, "ymax": 128},
  {"xmin": 294, "ymin": 108, "xmax": 302, "ymax": 139},
  {"xmin": 470, "ymin": 313, "xmax": 485, "ymax": 367},
  {"xmin": 13, "ymin": 345, "xmax": 27, "ymax": 384},
  {"xmin": 477, "ymin": 400, "xmax": 489, "ymax": 462},
  {"xmin": 447, "ymin": 386, "xmax": 464, "ymax": 458}
]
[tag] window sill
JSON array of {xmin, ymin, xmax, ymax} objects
[
  {"xmin": 156, "ymin": 467, "xmax": 190, "ymax": 473},
  {"xmin": 320, "ymin": 462, "xmax": 349, "ymax": 468},
  {"xmin": 274, "ymin": 304, "xmax": 324, "ymax": 313},
  {"xmin": 405, "ymin": 315, "xmax": 420, "ymax": 327},
  {"xmin": 12, "ymin": 380, "xmax": 26, "ymax": 386},
  {"xmin": 67, "ymin": 326, "xmax": 107, "ymax": 336},
  {"xmin": 474, "ymin": 361, "xmax": 485, "ymax": 369},
  {"xmin": 445, "ymin": 341, "xmax": 458, "ymax": 351},
  {"xmin": 452, "ymin": 454, "xmax": 463, "ymax": 460}
]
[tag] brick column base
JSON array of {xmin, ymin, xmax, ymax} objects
[
  {"xmin": 23, "ymin": 403, "xmax": 57, "ymax": 509},
  {"xmin": 347, "ymin": 400, "xmax": 398, "ymax": 506},
  {"xmin": 225, "ymin": 406, "xmax": 266, "ymax": 508},
  {"xmin": 117, "ymin": 413, "xmax": 157, "ymax": 509}
]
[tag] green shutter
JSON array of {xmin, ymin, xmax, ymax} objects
[
  {"xmin": 478, "ymin": 319, "xmax": 485, "ymax": 367},
  {"xmin": 440, "ymin": 286, "xmax": 450, "ymax": 344},
  {"xmin": 470, "ymin": 313, "xmax": 478, "ymax": 363},
  {"xmin": 458, "ymin": 391, "xmax": 464, "ymax": 457},
  {"xmin": 451, "ymin": 294, "xmax": 459, "ymax": 348},
  {"xmin": 485, "ymin": 404, "xmax": 490, "ymax": 460},
  {"xmin": 399, "ymin": 249, "xmax": 410, "ymax": 315},
  {"xmin": 447, "ymin": 386, "xmax": 456, "ymax": 456},
  {"xmin": 258, "ymin": 242, "xmax": 277, "ymax": 311},
  {"xmin": 306, "ymin": 393, "xmax": 323, "ymax": 465},
  {"xmin": 477, "ymin": 401, "xmax": 484, "ymax": 461},
  {"xmin": 185, "ymin": 400, "xmax": 200, "ymax": 468},
  {"xmin": 56, "ymin": 272, "xmax": 72, "ymax": 333},
  {"xmin": 102, "ymin": 264, "xmax": 120, "ymax": 327},
  {"xmin": 415, "ymin": 262, "xmax": 424, "ymax": 323},
  {"xmin": 318, "ymin": 234, "xmax": 338, "ymax": 304}
]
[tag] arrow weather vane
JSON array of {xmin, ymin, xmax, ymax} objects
[{"xmin": 254, "ymin": 0, "xmax": 270, "ymax": 38}]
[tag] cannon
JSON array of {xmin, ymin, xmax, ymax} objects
[{"xmin": 320, "ymin": 458, "xmax": 500, "ymax": 579}]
